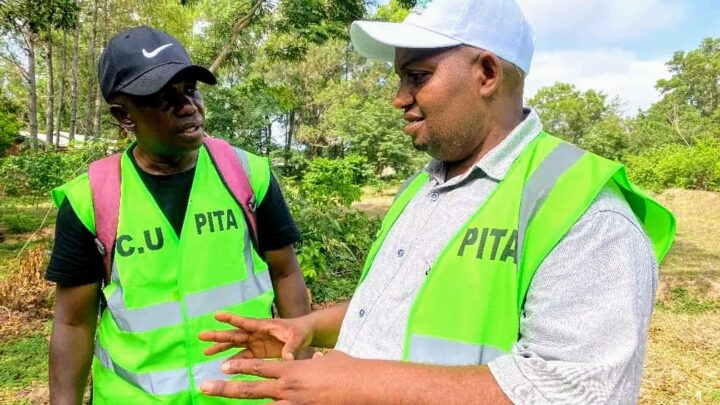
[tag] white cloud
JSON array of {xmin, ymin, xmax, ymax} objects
[
  {"xmin": 525, "ymin": 49, "xmax": 672, "ymax": 114},
  {"xmin": 517, "ymin": 0, "xmax": 686, "ymax": 42}
]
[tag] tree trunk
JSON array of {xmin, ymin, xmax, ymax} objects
[
  {"xmin": 56, "ymin": 30, "xmax": 68, "ymax": 147},
  {"xmin": 209, "ymin": 0, "xmax": 265, "ymax": 73},
  {"xmin": 84, "ymin": 0, "xmax": 99, "ymax": 137},
  {"xmin": 283, "ymin": 111, "xmax": 295, "ymax": 171},
  {"xmin": 26, "ymin": 31, "xmax": 39, "ymax": 142},
  {"xmin": 45, "ymin": 37, "xmax": 55, "ymax": 147},
  {"xmin": 92, "ymin": 0, "xmax": 109, "ymax": 138},
  {"xmin": 69, "ymin": 6, "xmax": 81, "ymax": 141}
]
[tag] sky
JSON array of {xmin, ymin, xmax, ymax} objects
[{"xmin": 377, "ymin": 0, "xmax": 720, "ymax": 115}]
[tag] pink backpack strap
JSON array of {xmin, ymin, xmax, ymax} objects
[
  {"xmin": 203, "ymin": 136, "xmax": 259, "ymax": 249},
  {"xmin": 88, "ymin": 153, "xmax": 122, "ymax": 284}
]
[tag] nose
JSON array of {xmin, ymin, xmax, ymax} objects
[
  {"xmin": 176, "ymin": 93, "xmax": 197, "ymax": 117},
  {"xmin": 392, "ymin": 82, "xmax": 414, "ymax": 111}
]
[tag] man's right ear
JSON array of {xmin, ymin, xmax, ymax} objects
[{"xmin": 109, "ymin": 104, "xmax": 135, "ymax": 131}]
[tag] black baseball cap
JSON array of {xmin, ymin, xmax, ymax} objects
[{"xmin": 99, "ymin": 26, "xmax": 217, "ymax": 102}]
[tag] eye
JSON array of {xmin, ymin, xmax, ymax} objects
[
  {"xmin": 185, "ymin": 87, "xmax": 198, "ymax": 96},
  {"xmin": 407, "ymin": 71, "xmax": 430, "ymax": 85}
]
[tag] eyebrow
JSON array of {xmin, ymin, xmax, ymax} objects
[{"xmin": 396, "ymin": 46, "xmax": 460, "ymax": 73}]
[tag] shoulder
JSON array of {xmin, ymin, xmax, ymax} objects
[{"xmin": 51, "ymin": 172, "xmax": 96, "ymax": 234}]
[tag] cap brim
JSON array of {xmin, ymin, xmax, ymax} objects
[
  {"xmin": 350, "ymin": 21, "xmax": 462, "ymax": 62},
  {"xmin": 119, "ymin": 64, "xmax": 217, "ymax": 97}
]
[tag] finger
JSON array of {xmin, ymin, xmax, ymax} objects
[
  {"xmin": 279, "ymin": 332, "xmax": 303, "ymax": 361},
  {"xmin": 199, "ymin": 330, "xmax": 251, "ymax": 344},
  {"xmin": 269, "ymin": 401, "xmax": 294, "ymax": 405},
  {"xmin": 200, "ymin": 379, "xmax": 279, "ymax": 399},
  {"xmin": 203, "ymin": 342, "xmax": 235, "ymax": 356},
  {"xmin": 312, "ymin": 351, "xmax": 324, "ymax": 359},
  {"xmin": 214, "ymin": 313, "xmax": 266, "ymax": 331},
  {"xmin": 222, "ymin": 358, "xmax": 284, "ymax": 379},
  {"xmin": 227, "ymin": 349, "xmax": 260, "ymax": 360}
]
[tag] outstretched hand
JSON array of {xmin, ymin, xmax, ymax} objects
[{"xmin": 199, "ymin": 312, "xmax": 314, "ymax": 361}]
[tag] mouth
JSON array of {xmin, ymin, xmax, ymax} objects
[
  {"xmin": 179, "ymin": 122, "xmax": 203, "ymax": 137},
  {"xmin": 402, "ymin": 115, "xmax": 425, "ymax": 136}
]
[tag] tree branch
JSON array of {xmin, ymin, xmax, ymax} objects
[{"xmin": 208, "ymin": 0, "xmax": 265, "ymax": 73}]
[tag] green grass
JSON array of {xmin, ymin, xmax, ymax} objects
[
  {"xmin": 0, "ymin": 333, "xmax": 48, "ymax": 390},
  {"xmin": 656, "ymin": 286, "xmax": 720, "ymax": 315}
]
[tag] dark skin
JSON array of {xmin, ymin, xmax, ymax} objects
[
  {"xmin": 48, "ymin": 73, "xmax": 311, "ymax": 405},
  {"xmin": 197, "ymin": 46, "xmax": 523, "ymax": 404}
]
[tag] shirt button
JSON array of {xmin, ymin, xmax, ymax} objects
[
  {"xmin": 430, "ymin": 192, "xmax": 439, "ymax": 201},
  {"xmin": 359, "ymin": 309, "xmax": 366, "ymax": 317},
  {"xmin": 397, "ymin": 249, "xmax": 405, "ymax": 257}
]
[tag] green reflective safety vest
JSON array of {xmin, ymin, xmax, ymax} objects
[
  {"xmin": 359, "ymin": 132, "xmax": 676, "ymax": 365},
  {"xmin": 52, "ymin": 145, "xmax": 275, "ymax": 404}
]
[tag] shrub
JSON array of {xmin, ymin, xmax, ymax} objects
[
  {"xmin": 300, "ymin": 155, "xmax": 372, "ymax": 207},
  {"xmin": 0, "ymin": 138, "xmax": 122, "ymax": 198},
  {"xmin": 626, "ymin": 139, "xmax": 720, "ymax": 192},
  {"xmin": 286, "ymin": 189, "xmax": 380, "ymax": 304},
  {"xmin": 0, "ymin": 245, "xmax": 54, "ymax": 318}
]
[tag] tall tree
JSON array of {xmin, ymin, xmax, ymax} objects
[
  {"xmin": 68, "ymin": 0, "xmax": 81, "ymax": 141},
  {"xmin": 44, "ymin": 35, "xmax": 54, "ymax": 146},
  {"xmin": 55, "ymin": 30, "xmax": 68, "ymax": 146},
  {"xmin": 0, "ymin": 0, "xmax": 79, "ymax": 143},
  {"xmin": 84, "ymin": 0, "xmax": 99, "ymax": 137},
  {"xmin": 92, "ymin": 0, "xmax": 109, "ymax": 138}
]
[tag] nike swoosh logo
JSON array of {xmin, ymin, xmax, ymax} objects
[{"xmin": 142, "ymin": 43, "xmax": 173, "ymax": 58}]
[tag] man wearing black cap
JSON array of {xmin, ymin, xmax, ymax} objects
[{"xmin": 46, "ymin": 26, "xmax": 310, "ymax": 404}]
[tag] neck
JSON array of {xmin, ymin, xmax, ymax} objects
[
  {"xmin": 446, "ymin": 106, "xmax": 525, "ymax": 180},
  {"xmin": 132, "ymin": 144, "xmax": 198, "ymax": 175}
]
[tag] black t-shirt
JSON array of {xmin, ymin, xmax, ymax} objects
[{"xmin": 46, "ymin": 149, "xmax": 300, "ymax": 286}]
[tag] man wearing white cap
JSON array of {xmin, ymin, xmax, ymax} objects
[{"xmin": 198, "ymin": 0, "xmax": 675, "ymax": 403}]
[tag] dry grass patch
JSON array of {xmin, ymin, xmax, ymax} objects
[
  {"xmin": 640, "ymin": 310, "xmax": 720, "ymax": 404},
  {"xmin": 0, "ymin": 245, "xmax": 54, "ymax": 323}
]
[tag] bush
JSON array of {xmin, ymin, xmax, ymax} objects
[
  {"xmin": 299, "ymin": 155, "xmax": 372, "ymax": 207},
  {"xmin": 626, "ymin": 139, "xmax": 720, "ymax": 192},
  {"xmin": 2, "ymin": 213, "xmax": 39, "ymax": 234},
  {"xmin": 286, "ymin": 189, "xmax": 380, "ymax": 304},
  {"xmin": 0, "ymin": 245, "xmax": 54, "ymax": 318},
  {"xmin": 0, "ymin": 138, "xmax": 122, "ymax": 198}
]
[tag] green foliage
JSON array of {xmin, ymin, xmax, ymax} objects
[
  {"xmin": 287, "ymin": 187, "xmax": 380, "ymax": 303},
  {"xmin": 374, "ymin": 0, "xmax": 411, "ymax": 22},
  {"xmin": 0, "ymin": 139, "xmax": 120, "ymax": 197},
  {"xmin": 528, "ymin": 82, "xmax": 619, "ymax": 145},
  {"xmin": 0, "ymin": 333, "xmax": 48, "ymax": 390},
  {"xmin": 657, "ymin": 38, "xmax": 720, "ymax": 118},
  {"xmin": 0, "ymin": 112, "xmax": 22, "ymax": 156},
  {"xmin": 300, "ymin": 155, "xmax": 371, "ymax": 207},
  {"xmin": 2, "ymin": 212, "xmax": 39, "ymax": 234},
  {"xmin": 626, "ymin": 139, "xmax": 720, "ymax": 192}
]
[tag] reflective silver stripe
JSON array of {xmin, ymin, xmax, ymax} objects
[
  {"xmin": 95, "ymin": 344, "xmax": 230, "ymax": 395},
  {"xmin": 106, "ymin": 254, "xmax": 271, "ymax": 331},
  {"xmin": 107, "ymin": 260, "xmax": 182, "ymax": 332},
  {"xmin": 408, "ymin": 334, "xmax": 506, "ymax": 365},
  {"xmin": 516, "ymin": 142, "xmax": 586, "ymax": 264},
  {"xmin": 233, "ymin": 147, "xmax": 252, "ymax": 179},
  {"xmin": 185, "ymin": 270, "xmax": 272, "ymax": 318}
]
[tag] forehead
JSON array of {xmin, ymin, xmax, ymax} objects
[{"xmin": 394, "ymin": 46, "xmax": 463, "ymax": 71}]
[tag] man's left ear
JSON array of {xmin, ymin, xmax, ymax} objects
[
  {"xmin": 109, "ymin": 104, "xmax": 135, "ymax": 132},
  {"xmin": 472, "ymin": 51, "xmax": 504, "ymax": 98}
]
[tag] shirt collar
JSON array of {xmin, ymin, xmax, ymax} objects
[{"xmin": 426, "ymin": 108, "xmax": 543, "ymax": 185}]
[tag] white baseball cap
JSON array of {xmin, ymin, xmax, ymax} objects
[{"xmin": 350, "ymin": 0, "xmax": 535, "ymax": 74}]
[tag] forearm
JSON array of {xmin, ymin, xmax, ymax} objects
[
  {"xmin": 272, "ymin": 269, "xmax": 311, "ymax": 319},
  {"xmin": 49, "ymin": 321, "xmax": 96, "ymax": 405},
  {"xmin": 347, "ymin": 360, "xmax": 511, "ymax": 405},
  {"xmin": 307, "ymin": 301, "xmax": 349, "ymax": 348}
]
